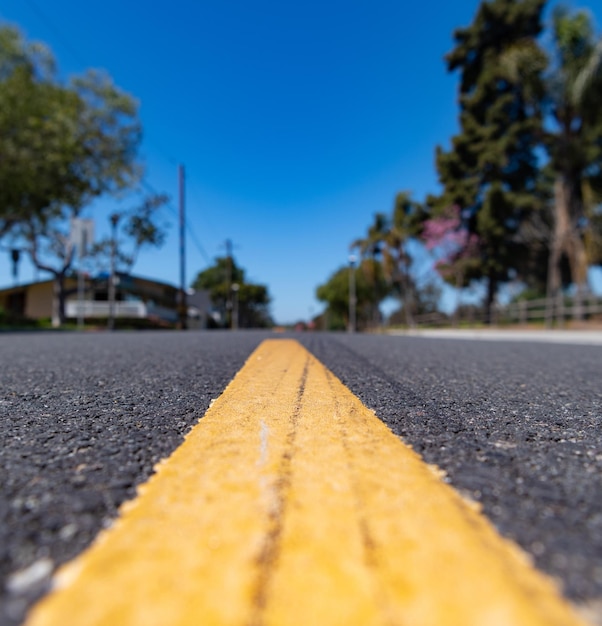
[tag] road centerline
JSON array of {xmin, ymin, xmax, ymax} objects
[
  {"xmin": 250, "ymin": 357, "xmax": 309, "ymax": 625},
  {"xmin": 24, "ymin": 339, "xmax": 588, "ymax": 626}
]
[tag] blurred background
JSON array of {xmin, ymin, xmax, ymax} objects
[{"xmin": 1, "ymin": 0, "xmax": 601, "ymax": 331}]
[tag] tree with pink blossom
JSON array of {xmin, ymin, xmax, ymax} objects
[{"xmin": 421, "ymin": 205, "xmax": 481, "ymax": 292}]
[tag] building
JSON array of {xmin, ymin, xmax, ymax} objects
[
  {"xmin": 186, "ymin": 289, "xmax": 214, "ymax": 329},
  {"xmin": 0, "ymin": 274, "xmax": 211, "ymax": 327}
]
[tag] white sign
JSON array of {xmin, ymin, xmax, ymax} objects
[{"xmin": 70, "ymin": 218, "xmax": 94, "ymax": 257}]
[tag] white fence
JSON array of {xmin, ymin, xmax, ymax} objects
[{"xmin": 66, "ymin": 300, "xmax": 178, "ymax": 323}]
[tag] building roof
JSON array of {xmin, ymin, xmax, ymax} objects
[{"xmin": 0, "ymin": 273, "xmax": 178, "ymax": 297}]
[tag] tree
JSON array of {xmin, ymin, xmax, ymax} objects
[
  {"xmin": 88, "ymin": 194, "xmax": 168, "ymax": 274},
  {"xmin": 351, "ymin": 213, "xmax": 390, "ymax": 328},
  {"xmin": 544, "ymin": 8, "xmax": 602, "ymax": 316},
  {"xmin": 388, "ymin": 281, "xmax": 442, "ymax": 326},
  {"xmin": 236, "ymin": 283, "xmax": 272, "ymax": 328},
  {"xmin": 0, "ymin": 27, "xmax": 80, "ymax": 237},
  {"xmin": 316, "ymin": 259, "xmax": 389, "ymax": 331},
  {"xmin": 383, "ymin": 192, "xmax": 425, "ymax": 326},
  {"xmin": 351, "ymin": 193, "xmax": 424, "ymax": 327},
  {"xmin": 421, "ymin": 204, "xmax": 481, "ymax": 323},
  {"xmin": 422, "ymin": 205, "xmax": 481, "ymax": 286},
  {"xmin": 16, "ymin": 193, "xmax": 166, "ymax": 327},
  {"xmin": 191, "ymin": 256, "xmax": 273, "ymax": 328},
  {"xmin": 432, "ymin": 0, "xmax": 547, "ymax": 323},
  {"xmin": 0, "ymin": 26, "xmax": 149, "ymax": 326},
  {"xmin": 0, "ymin": 28, "xmax": 141, "ymax": 230}
]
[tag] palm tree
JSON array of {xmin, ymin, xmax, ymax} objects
[
  {"xmin": 351, "ymin": 213, "xmax": 389, "ymax": 329},
  {"xmin": 546, "ymin": 8, "xmax": 602, "ymax": 319},
  {"xmin": 384, "ymin": 192, "xmax": 424, "ymax": 327},
  {"xmin": 351, "ymin": 193, "xmax": 423, "ymax": 328}
]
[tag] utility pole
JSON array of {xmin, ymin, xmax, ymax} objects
[
  {"xmin": 225, "ymin": 238, "xmax": 233, "ymax": 329},
  {"xmin": 178, "ymin": 164, "xmax": 187, "ymax": 330},
  {"xmin": 10, "ymin": 249, "xmax": 20, "ymax": 285},
  {"xmin": 232, "ymin": 283, "xmax": 239, "ymax": 330},
  {"xmin": 348, "ymin": 255, "xmax": 357, "ymax": 333},
  {"xmin": 108, "ymin": 213, "xmax": 120, "ymax": 331}
]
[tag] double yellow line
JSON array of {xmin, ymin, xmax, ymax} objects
[{"xmin": 26, "ymin": 340, "xmax": 587, "ymax": 625}]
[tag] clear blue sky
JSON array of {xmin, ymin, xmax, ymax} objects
[{"xmin": 1, "ymin": 1, "xmax": 600, "ymax": 323}]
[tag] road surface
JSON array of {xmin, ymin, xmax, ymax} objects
[{"xmin": 0, "ymin": 330, "xmax": 600, "ymax": 624}]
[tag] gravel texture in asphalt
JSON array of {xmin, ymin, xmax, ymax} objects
[
  {"xmin": 0, "ymin": 330, "xmax": 267, "ymax": 626},
  {"xmin": 1, "ymin": 330, "xmax": 601, "ymax": 624},
  {"xmin": 299, "ymin": 333, "xmax": 602, "ymax": 614}
]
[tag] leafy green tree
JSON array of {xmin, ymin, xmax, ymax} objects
[
  {"xmin": 431, "ymin": 0, "xmax": 547, "ymax": 323},
  {"xmin": 0, "ymin": 27, "xmax": 80, "ymax": 236},
  {"xmin": 191, "ymin": 256, "xmax": 273, "ymax": 328},
  {"xmin": 383, "ymin": 192, "xmax": 425, "ymax": 326},
  {"xmin": 351, "ymin": 213, "xmax": 390, "ymax": 328},
  {"xmin": 351, "ymin": 193, "xmax": 424, "ymax": 326},
  {"xmin": 236, "ymin": 282, "xmax": 272, "ymax": 328},
  {"xmin": 0, "ymin": 28, "xmax": 141, "ymax": 231},
  {"xmin": 316, "ymin": 259, "xmax": 389, "ymax": 331},
  {"xmin": 0, "ymin": 26, "xmax": 148, "ymax": 326},
  {"xmin": 191, "ymin": 256, "xmax": 243, "ymax": 325},
  {"xmin": 544, "ymin": 8, "xmax": 602, "ymax": 314},
  {"xmin": 389, "ymin": 281, "xmax": 442, "ymax": 325}
]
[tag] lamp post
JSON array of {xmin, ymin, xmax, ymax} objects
[
  {"xmin": 108, "ymin": 213, "xmax": 120, "ymax": 331},
  {"xmin": 178, "ymin": 164, "xmax": 187, "ymax": 330},
  {"xmin": 348, "ymin": 255, "xmax": 357, "ymax": 333},
  {"xmin": 231, "ymin": 283, "xmax": 239, "ymax": 330}
]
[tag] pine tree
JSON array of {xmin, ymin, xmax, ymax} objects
[{"xmin": 432, "ymin": 0, "xmax": 547, "ymax": 322}]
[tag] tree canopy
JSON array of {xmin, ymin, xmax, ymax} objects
[
  {"xmin": 314, "ymin": 0, "xmax": 602, "ymax": 329},
  {"xmin": 350, "ymin": 192, "xmax": 425, "ymax": 326},
  {"xmin": 0, "ymin": 25, "xmax": 163, "ymax": 326},
  {"xmin": 544, "ymin": 7, "xmax": 602, "ymax": 311},
  {"xmin": 0, "ymin": 27, "xmax": 141, "ymax": 236},
  {"xmin": 191, "ymin": 256, "xmax": 273, "ymax": 328},
  {"xmin": 316, "ymin": 259, "xmax": 389, "ymax": 331},
  {"xmin": 431, "ymin": 0, "xmax": 548, "ymax": 321}
]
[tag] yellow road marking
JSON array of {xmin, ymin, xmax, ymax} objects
[{"xmin": 26, "ymin": 339, "xmax": 588, "ymax": 626}]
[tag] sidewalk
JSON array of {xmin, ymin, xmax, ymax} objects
[{"xmin": 388, "ymin": 328, "xmax": 602, "ymax": 346}]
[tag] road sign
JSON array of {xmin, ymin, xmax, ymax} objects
[{"xmin": 70, "ymin": 218, "xmax": 94, "ymax": 257}]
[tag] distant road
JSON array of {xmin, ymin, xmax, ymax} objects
[{"xmin": 1, "ymin": 331, "xmax": 600, "ymax": 624}]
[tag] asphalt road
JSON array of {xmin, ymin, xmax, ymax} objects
[{"xmin": 1, "ymin": 330, "xmax": 601, "ymax": 624}]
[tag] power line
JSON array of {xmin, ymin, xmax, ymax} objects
[
  {"xmin": 141, "ymin": 178, "xmax": 212, "ymax": 266},
  {"xmin": 24, "ymin": 0, "xmax": 180, "ymax": 167},
  {"xmin": 186, "ymin": 218, "xmax": 212, "ymax": 266},
  {"xmin": 16, "ymin": 7, "xmax": 213, "ymax": 272},
  {"xmin": 23, "ymin": 0, "xmax": 89, "ymax": 67}
]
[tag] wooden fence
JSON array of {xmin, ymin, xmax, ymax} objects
[{"xmin": 409, "ymin": 293, "xmax": 602, "ymax": 328}]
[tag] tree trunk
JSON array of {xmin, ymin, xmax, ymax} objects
[
  {"xmin": 27, "ymin": 234, "xmax": 74, "ymax": 329},
  {"xmin": 403, "ymin": 294, "xmax": 414, "ymax": 328},
  {"xmin": 51, "ymin": 273, "xmax": 66, "ymax": 328},
  {"xmin": 548, "ymin": 175, "xmax": 589, "ymax": 321},
  {"xmin": 484, "ymin": 273, "xmax": 497, "ymax": 325},
  {"xmin": 403, "ymin": 260, "xmax": 415, "ymax": 329},
  {"xmin": 453, "ymin": 267, "xmax": 464, "ymax": 328}
]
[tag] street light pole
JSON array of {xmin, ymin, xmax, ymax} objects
[
  {"xmin": 108, "ymin": 213, "xmax": 120, "ymax": 331},
  {"xmin": 349, "ymin": 255, "xmax": 357, "ymax": 333},
  {"xmin": 178, "ymin": 164, "xmax": 187, "ymax": 330},
  {"xmin": 231, "ymin": 283, "xmax": 239, "ymax": 330}
]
